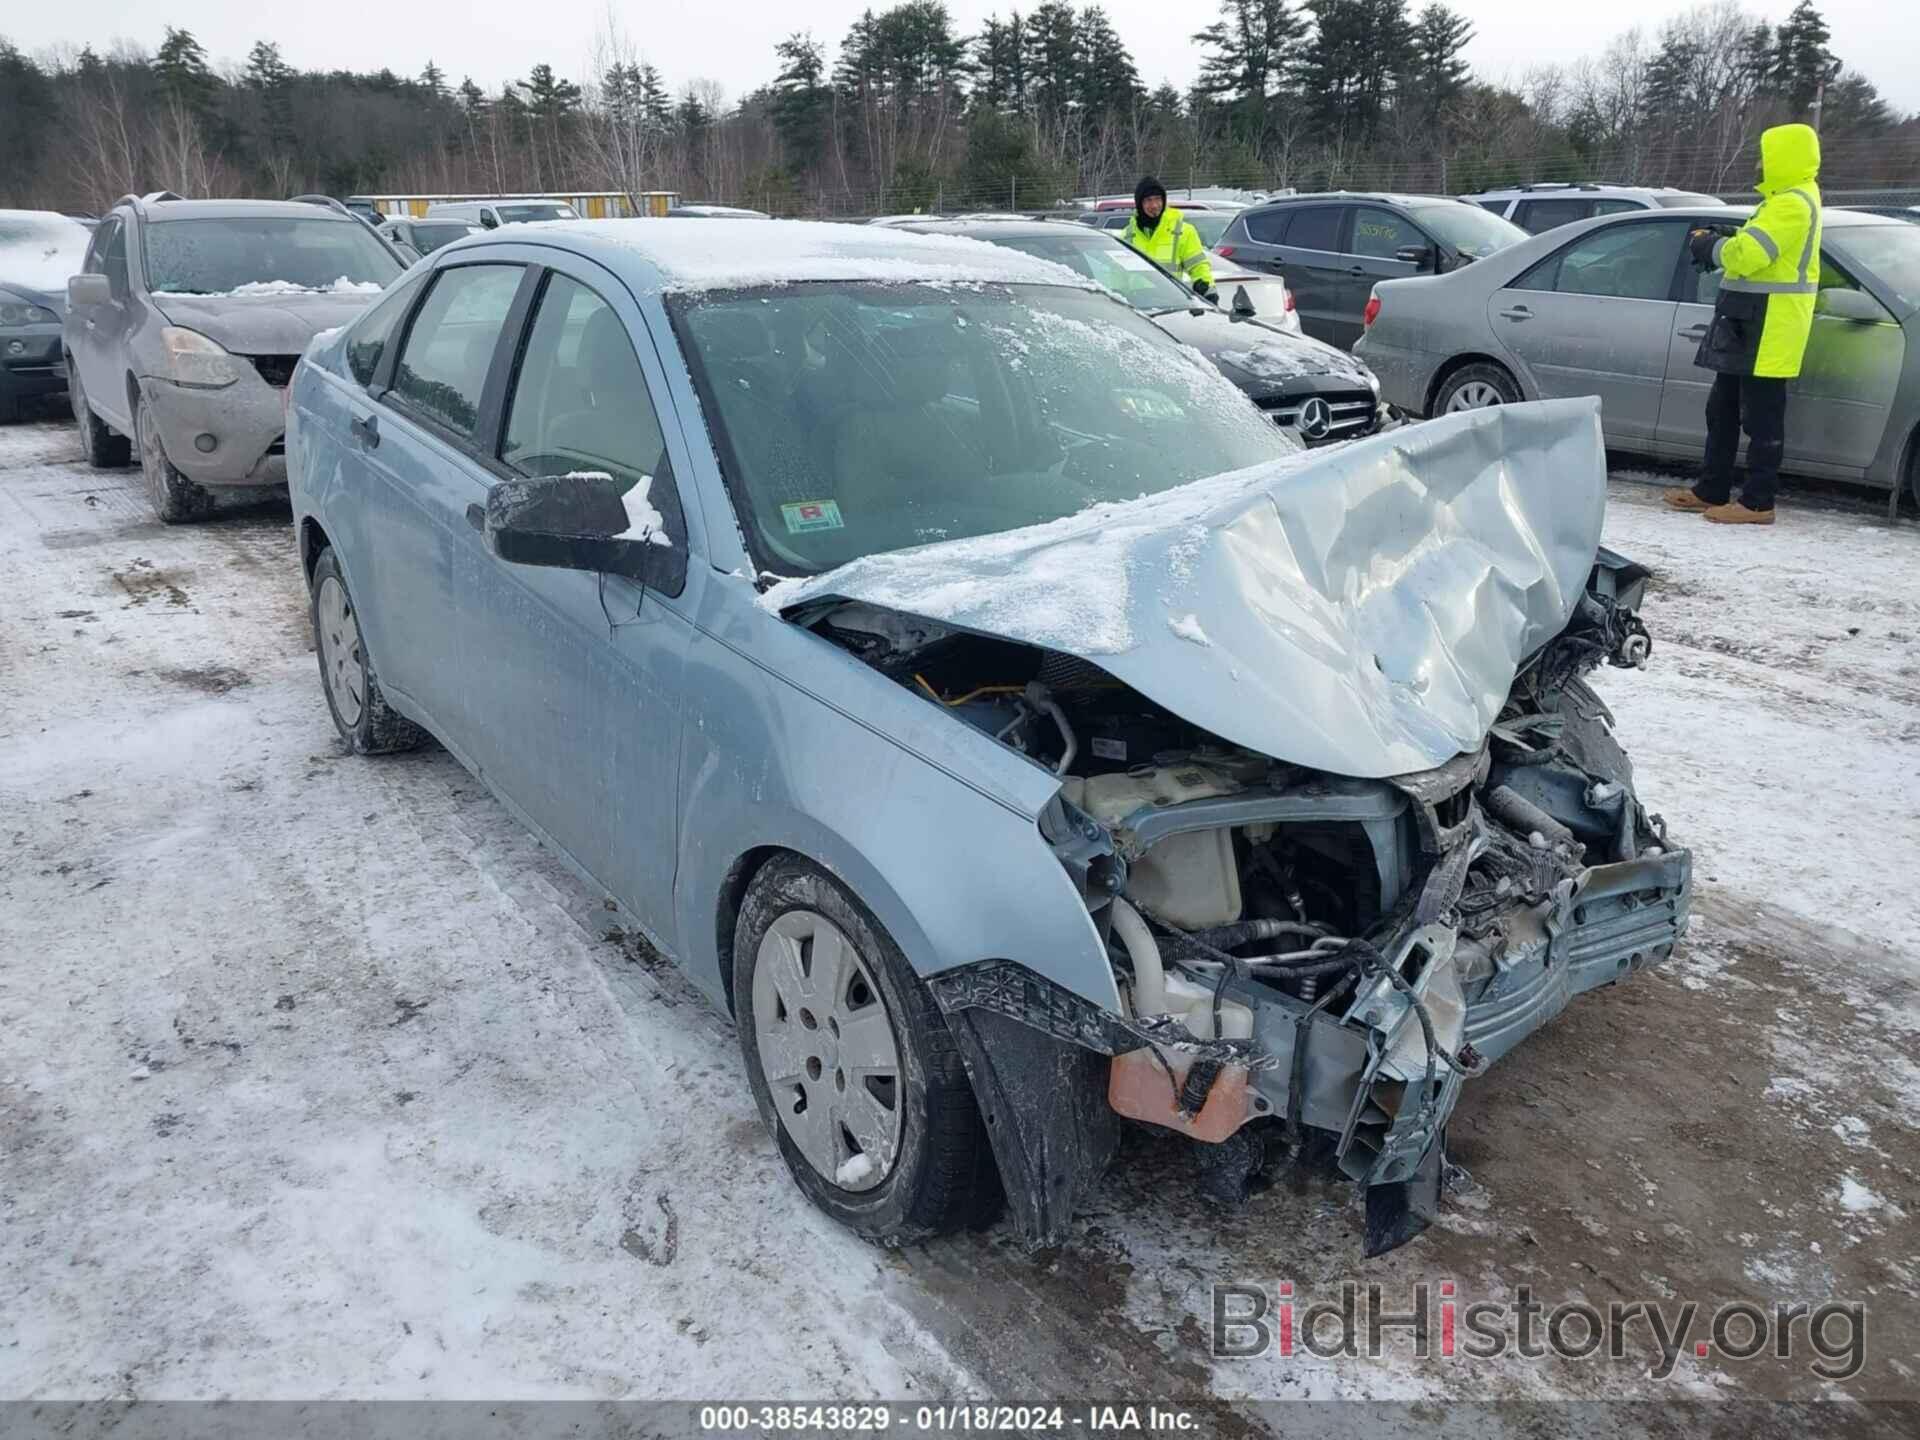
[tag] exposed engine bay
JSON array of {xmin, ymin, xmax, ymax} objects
[{"xmin": 796, "ymin": 547, "xmax": 1691, "ymax": 1255}]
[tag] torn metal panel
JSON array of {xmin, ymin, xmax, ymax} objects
[{"xmin": 770, "ymin": 398, "xmax": 1609, "ymax": 779}]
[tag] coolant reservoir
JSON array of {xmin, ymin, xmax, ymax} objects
[{"xmin": 1128, "ymin": 829, "xmax": 1241, "ymax": 929}]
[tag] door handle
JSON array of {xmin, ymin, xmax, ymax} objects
[
  {"xmin": 1497, "ymin": 305, "xmax": 1533, "ymax": 321},
  {"xmin": 1679, "ymin": 324, "xmax": 1710, "ymax": 339},
  {"xmin": 1347, "ymin": 266, "xmax": 1367, "ymax": 275},
  {"xmin": 350, "ymin": 412, "xmax": 380, "ymax": 448}
]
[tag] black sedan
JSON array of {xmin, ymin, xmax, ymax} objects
[{"xmin": 900, "ymin": 221, "xmax": 1385, "ymax": 445}]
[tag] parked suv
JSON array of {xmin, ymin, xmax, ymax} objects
[
  {"xmin": 1216, "ymin": 194, "xmax": 1526, "ymax": 348},
  {"xmin": 63, "ymin": 192, "xmax": 402, "ymax": 521},
  {"xmin": 1466, "ymin": 183, "xmax": 1727, "ymax": 234}
]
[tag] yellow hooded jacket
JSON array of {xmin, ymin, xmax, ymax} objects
[
  {"xmin": 1120, "ymin": 205, "xmax": 1215, "ymax": 291},
  {"xmin": 1706, "ymin": 123, "xmax": 1823, "ymax": 379}
]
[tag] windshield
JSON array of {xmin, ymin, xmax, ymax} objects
[
  {"xmin": 669, "ymin": 282, "xmax": 1294, "ymax": 576},
  {"xmin": 1183, "ymin": 212, "xmax": 1234, "ymax": 247},
  {"xmin": 144, "ymin": 217, "xmax": 402, "ymax": 296},
  {"xmin": 1409, "ymin": 204, "xmax": 1527, "ymax": 258},
  {"xmin": 497, "ymin": 204, "xmax": 576, "ymax": 223},
  {"xmin": 0, "ymin": 213, "xmax": 92, "ymax": 293},
  {"xmin": 971, "ymin": 232, "xmax": 1194, "ymax": 311},
  {"xmin": 1833, "ymin": 224, "xmax": 1920, "ymax": 312}
]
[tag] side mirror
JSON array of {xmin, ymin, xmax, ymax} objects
[
  {"xmin": 1395, "ymin": 244, "xmax": 1436, "ymax": 272},
  {"xmin": 1229, "ymin": 284, "xmax": 1257, "ymax": 321},
  {"xmin": 1816, "ymin": 287, "xmax": 1891, "ymax": 324},
  {"xmin": 68, "ymin": 274, "xmax": 112, "ymax": 308},
  {"xmin": 481, "ymin": 471, "xmax": 685, "ymax": 590}
]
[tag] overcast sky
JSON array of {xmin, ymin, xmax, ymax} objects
[{"xmin": 9, "ymin": 0, "xmax": 1918, "ymax": 113}]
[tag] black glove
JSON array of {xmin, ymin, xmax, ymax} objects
[
  {"xmin": 1192, "ymin": 279, "xmax": 1215, "ymax": 301},
  {"xmin": 1688, "ymin": 227, "xmax": 1723, "ymax": 270}
]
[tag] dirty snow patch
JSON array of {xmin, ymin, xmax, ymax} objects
[
  {"xmin": 1168, "ymin": 613, "xmax": 1211, "ymax": 647},
  {"xmin": 1837, "ymin": 1175, "xmax": 1882, "ymax": 1213}
]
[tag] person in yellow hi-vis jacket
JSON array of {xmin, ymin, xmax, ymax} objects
[
  {"xmin": 1665, "ymin": 123, "xmax": 1822, "ymax": 525},
  {"xmin": 1121, "ymin": 177, "xmax": 1216, "ymax": 301}
]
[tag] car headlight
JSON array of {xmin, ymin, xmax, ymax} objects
[
  {"xmin": 157, "ymin": 326, "xmax": 243, "ymax": 389},
  {"xmin": 0, "ymin": 292, "xmax": 58, "ymax": 326}
]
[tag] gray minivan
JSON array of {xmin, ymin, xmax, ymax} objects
[{"xmin": 1217, "ymin": 194, "xmax": 1527, "ymax": 348}]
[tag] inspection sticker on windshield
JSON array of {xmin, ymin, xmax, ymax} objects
[
  {"xmin": 1109, "ymin": 250, "xmax": 1153, "ymax": 270},
  {"xmin": 782, "ymin": 500, "xmax": 844, "ymax": 533}
]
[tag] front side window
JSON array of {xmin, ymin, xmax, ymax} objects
[
  {"xmin": 346, "ymin": 272, "xmax": 428, "ymax": 388},
  {"xmin": 669, "ymin": 282, "xmax": 1293, "ymax": 576},
  {"xmin": 1351, "ymin": 206, "xmax": 1418, "ymax": 259},
  {"xmin": 389, "ymin": 264, "xmax": 523, "ymax": 440},
  {"xmin": 143, "ymin": 217, "xmax": 403, "ymax": 296},
  {"xmin": 1515, "ymin": 222, "xmax": 1683, "ymax": 302}
]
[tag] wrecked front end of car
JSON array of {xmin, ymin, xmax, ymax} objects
[{"xmin": 771, "ymin": 399, "xmax": 1691, "ymax": 1255}]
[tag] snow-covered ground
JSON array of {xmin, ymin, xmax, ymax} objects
[{"xmin": 3, "ymin": 417, "xmax": 1917, "ymax": 1409}]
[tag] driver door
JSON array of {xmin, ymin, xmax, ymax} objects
[{"xmin": 456, "ymin": 256, "xmax": 700, "ymax": 933}]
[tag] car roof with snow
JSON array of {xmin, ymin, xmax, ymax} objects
[
  {"xmin": 436, "ymin": 217, "xmax": 1102, "ymax": 294},
  {"xmin": 126, "ymin": 198, "xmax": 367, "ymax": 223}
]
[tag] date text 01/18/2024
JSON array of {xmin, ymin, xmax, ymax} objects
[{"xmin": 696, "ymin": 1405, "xmax": 1201, "ymax": 1433}]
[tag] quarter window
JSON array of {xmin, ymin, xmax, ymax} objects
[
  {"xmin": 1242, "ymin": 208, "xmax": 1291, "ymax": 244},
  {"xmin": 501, "ymin": 273, "xmax": 685, "ymax": 553},
  {"xmin": 346, "ymin": 272, "xmax": 427, "ymax": 388},
  {"xmin": 1514, "ymin": 198, "xmax": 1594, "ymax": 233},
  {"xmin": 389, "ymin": 264, "xmax": 523, "ymax": 441}
]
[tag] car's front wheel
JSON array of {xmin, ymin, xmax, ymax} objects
[
  {"xmin": 1435, "ymin": 362, "xmax": 1521, "ymax": 414},
  {"xmin": 309, "ymin": 548, "xmax": 425, "ymax": 755},
  {"xmin": 735, "ymin": 855, "xmax": 1001, "ymax": 1243},
  {"xmin": 70, "ymin": 368, "xmax": 132, "ymax": 468},
  {"xmin": 134, "ymin": 394, "xmax": 215, "ymax": 524}
]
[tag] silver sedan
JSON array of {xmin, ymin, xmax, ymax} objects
[{"xmin": 1355, "ymin": 207, "xmax": 1920, "ymax": 510}]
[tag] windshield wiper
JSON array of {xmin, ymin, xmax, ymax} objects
[{"xmin": 1144, "ymin": 304, "xmax": 1205, "ymax": 318}]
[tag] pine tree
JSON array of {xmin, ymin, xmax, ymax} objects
[
  {"xmin": 1771, "ymin": 1, "xmax": 1837, "ymax": 114},
  {"xmin": 1025, "ymin": 1, "xmax": 1079, "ymax": 121},
  {"xmin": 419, "ymin": 61, "xmax": 447, "ymax": 99},
  {"xmin": 1298, "ymin": 0, "xmax": 1412, "ymax": 144},
  {"xmin": 1192, "ymin": 0, "xmax": 1303, "ymax": 107},
  {"xmin": 155, "ymin": 27, "xmax": 218, "ymax": 116},
  {"xmin": 1403, "ymin": 3, "xmax": 1472, "ymax": 132},
  {"xmin": 974, "ymin": 15, "xmax": 1029, "ymax": 114},
  {"xmin": 1819, "ymin": 70, "xmax": 1891, "ymax": 133},
  {"xmin": 1076, "ymin": 7, "xmax": 1141, "ymax": 123},
  {"xmin": 457, "ymin": 76, "xmax": 489, "ymax": 118},
  {"xmin": 772, "ymin": 34, "xmax": 830, "ymax": 165}
]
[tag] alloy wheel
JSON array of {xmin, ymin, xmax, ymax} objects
[{"xmin": 1445, "ymin": 380, "xmax": 1506, "ymax": 412}]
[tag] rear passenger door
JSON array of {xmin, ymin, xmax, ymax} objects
[
  {"xmin": 359, "ymin": 260, "xmax": 529, "ymax": 728},
  {"xmin": 1492, "ymin": 219, "xmax": 1686, "ymax": 440},
  {"xmin": 455, "ymin": 256, "xmax": 700, "ymax": 933},
  {"xmin": 1263, "ymin": 205, "xmax": 1353, "ymax": 347}
]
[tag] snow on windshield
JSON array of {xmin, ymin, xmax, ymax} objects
[
  {"xmin": 144, "ymin": 217, "xmax": 401, "ymax": 296},
  {"xmin": 219, "ymin": 278, "xmax": 386, "ymax": 298},
  {"xmin": 568, "ymin": 218, "xmax": 1098, "ymax": 293},
  {"xmin": 0, "ymin": 212, "xmax": 92, "ymax": 295}
]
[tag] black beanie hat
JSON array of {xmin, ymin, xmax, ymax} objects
[{"xmin": 1134, "ymin": 175, "xmax": 1167, "ymax": 208}]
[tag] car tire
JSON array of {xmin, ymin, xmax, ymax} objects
[
  {"xmin": 735, "ymin": 854, "xmax": 1001, "ymax": 1244},
  {"xmin": 134, "ymin": 393, "xmax": 216, "ymax": 524},
  {"xmin": 70, "ymin": 368, "xmax": 131, "ymax": 468},
  {"xmin": 309, "ymin": 547, "xmax": 426, "ymax": 755},
  {"xmin": 1434, "ymin": 362, "xmax": 1522, "ymax": 415}
]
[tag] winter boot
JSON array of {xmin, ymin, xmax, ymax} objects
[{"xmin": 1703, "ymin": 501, "xmax": 1775, "ymax": 525}]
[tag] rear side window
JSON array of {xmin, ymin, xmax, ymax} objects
[
  {"xmin": 1243, "ymin": 208, "xmax": 1290, "ymax": 244},
  {"xmin": 1592, "ymin": 199, "xmax": 1644, "ymax": 217},
  {"xmin": 1477, "ymin": 200, "xmax": 1510, "ymax": 215},
  {"xmin": 346, "ymin": 272, "xmax": 427, "ymax": 388},
  {"xmin": 1283, "ymin": 207, "xmax": 1345, "ymax": 252},
  {"xmin": 1514, "ymin": 222, "xmax": 1684, "ymax": 302},
  {"xmin": 1514, "ymin": 198, "xmax": 1594, "ymax": 233},
  {"xmin": 389, "ymin": 264, "xmax": 523, "ymax": 440}
]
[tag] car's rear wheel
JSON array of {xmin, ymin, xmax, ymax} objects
[
  {"xmin": 70, "ymin": 368, "xmax": 131, "ymax": 468},
  {"xmin": 309, "ymin": 548, "xmax": 426, "ymax": 755},
  {"xmin": 735, "ymin": 855, "xmax": 1001, "ymax": 1243},
  {"xmin": 1435, "ymin": 362, "xmax": 1521, "ymax": 414},
  {"xmin": 134, "ymin": 394, "xmax": 215, "ymax": 524}
]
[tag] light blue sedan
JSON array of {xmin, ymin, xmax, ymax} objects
[{"xmin": 286, "ymin": 219, "xmax": 1690, "ymax": 1255}]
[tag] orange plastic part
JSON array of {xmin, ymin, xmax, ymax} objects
[{"xmin": 1108, "ymin": 1048, "xmax": 1254, "ymax": 1143}]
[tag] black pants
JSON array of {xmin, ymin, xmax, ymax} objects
[{"xmin": 1694, "ymin": 372, "xmax": 1787, "ymax": 511}]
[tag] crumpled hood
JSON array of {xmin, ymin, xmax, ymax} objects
[
  {"xmin": 1149, "ymin": 308, "xmax": 1374, "ymax": 396},
  {"xmin": 1758, "ymin": 123, "xmax": 1820, "ymax": 196},
  {"xmin": 152, "ymin": 292, "xmax": 383, "ymax": 355},
  {"xmin": 766, "ymin": 398, "xmax": 1608, "ymax": 779}
]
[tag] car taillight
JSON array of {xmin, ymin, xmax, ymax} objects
[
  {"xmin": 1215, "ymin": 244, "xmax": 1235, "ymax": 259},
  {"xmin": 1284, "ymin": 287, "xmax": 1296, "ymax": 312},
  {"xmin": 1363, "ymin": 289, "xmax": 1381, "ymax": 329}
]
